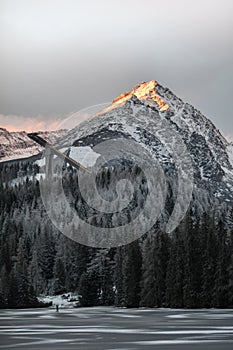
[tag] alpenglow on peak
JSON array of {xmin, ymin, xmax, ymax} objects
[{"xmin": 100, "ymin": 80, "xmax": 170, "ymax": 115}]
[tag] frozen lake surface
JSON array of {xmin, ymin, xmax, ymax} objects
[{"xmin": 1, "ymin": 307, "xmax": 233, "ymax": 349}]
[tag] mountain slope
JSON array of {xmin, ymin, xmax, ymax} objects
[{"xmin": 0, "ymin": 128, "xmax": 66, "ymax": 162}]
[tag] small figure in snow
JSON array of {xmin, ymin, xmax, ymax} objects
[{"xmin": 56, "ymin": 304, "xmax": 59, "ymax": 312}]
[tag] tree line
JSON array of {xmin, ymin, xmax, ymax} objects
[{"xmin": 0, "ymin": 160, "xmax": 233, "ymax": 308}]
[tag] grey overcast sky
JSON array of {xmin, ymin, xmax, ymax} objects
[{"xmin": 0, "ymin": 0, "xmax": 232, "ymax": 136}]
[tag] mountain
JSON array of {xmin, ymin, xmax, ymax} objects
[
  {"xmin": 2, "ymin": 80, "xmax": 233, "ymax": 217},
  {"xmin": 54, "ymin": 80, "xmax": 233, "ymax": 210},
  {"xmin": 0, "ymin": 128, "xmax": 66, "ymax": 162},
  {"xmin": 1, "ymin": 80, "xmax": 233, "ymax": 309}
]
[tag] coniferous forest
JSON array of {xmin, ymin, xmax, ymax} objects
[{"xmin": 0, "ymin": 160, "xmax": 233, "ymax": 309}]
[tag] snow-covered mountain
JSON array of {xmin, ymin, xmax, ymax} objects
[
  {"xmin": 53, "ymin": 80, "xmax": 233, "ymax": 209},
  {"xmin": 2, "ymin": 80, "xmax": 233, "ymax": 218},
  {"xmin": 0, "ymin": 128, "xmax": 66, "ymax": 162}
]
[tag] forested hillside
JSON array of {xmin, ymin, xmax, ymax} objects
[{"xmin": 0, "ymin": 160, "xmax": 233, "ymax": 309}]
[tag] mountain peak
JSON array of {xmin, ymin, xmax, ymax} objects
[
  {"xmin": 100, "ymin": 80, "xmax": 170, "ymax": 116},
  {"xmin": 113, "ymin": 80, "xmax": 170, "ymax": 112}
]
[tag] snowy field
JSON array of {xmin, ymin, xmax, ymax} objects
[{"xmin": 1, "ymin": 307, "xmax": 233, "ymax": 349}]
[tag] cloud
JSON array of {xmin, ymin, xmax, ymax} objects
[
  {"xmin": 0, "ymin": 103, "xmax": 109, "ymax": 132},
  {"xmin": 0, "ymin": 0, "xmax": 232, "ymax": 135},
  {"xmin": 0, "ymin": 114, "xmax": 62, "ymax": 132}
]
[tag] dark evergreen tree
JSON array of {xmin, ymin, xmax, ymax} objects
[
  {"xmin": 78, "ymin": 270, "xmax": 101, "ymax": 307},
  {"xmin": 141, "ymin": 230, "xmax": 170, "ymax": 307},
  {"xmin": 166, "ymin": 228, "xmax": 185, "ymax": 308},
  {"xmin": 201, "ymin": 213, "xmax": 218, "ymax": 307},
  {"xmin": 122, "ymin": 241, "xmax": 142, "ymax": 308},
  {"xmin": 214, "ymin": 219, "xmax": 230, "ymax": 308}
]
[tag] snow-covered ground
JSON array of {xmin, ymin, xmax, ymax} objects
[
  {"xmin": 38, "ymin": 292, "xmax": 80, "ymax": 309},
  {"xmin": 1, "ymin": 307, "xmax": 233, "ymax": 349}
]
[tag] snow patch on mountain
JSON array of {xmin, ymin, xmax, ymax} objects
[
  {"xmin": 69, "ymin": 146, "xmax": 100, "ymax": 167},
  {"xmin": 36, "ymin": 146, "xmax": 100, "ymax": 169}
]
